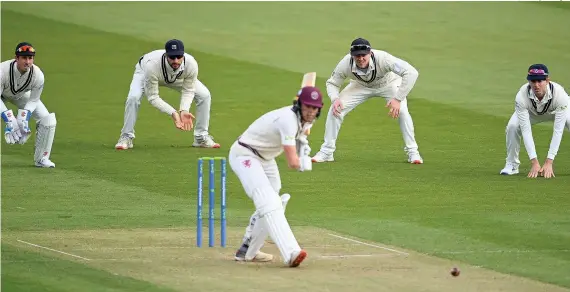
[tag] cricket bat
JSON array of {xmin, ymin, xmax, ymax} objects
[
  {"xmin": 299, "ymin": 72, "xmax": 317, "ymax": 136},
  {"xmin": 301, "ymin": 72, "xmax": 316, "ymax": 88}
]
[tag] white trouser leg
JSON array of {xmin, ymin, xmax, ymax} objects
[
  {"xmin": 120, "ymin": 64, "xmax": 145, "ymax": 138},
  {"xmin": 396, "ymin": 99, "xmax": 419, "ymax": 153},
  {"xmin": 229, "ymin": 145, "xmax": 300, "ymax": 264},
  {"xmin": 505, "ymin": 113, "xmax": 522, "ymax": 165},
  {"xmin": 320, "ymin": 82, "xmax": 373, "ymax": 155},
  {"xmin": 193, "ymin": 80, "xmax": 211, "ymax": 137},
  {"xmin": 243, "ymin": 159, "xmax": 282, "ymax": 259},
  {"xmin": 376, "ymin": 80, "xmax": 419, "ymax": 154},
  {"xmin": 34, "ymin": 105, "xmax": 56, "ymax": 163}
]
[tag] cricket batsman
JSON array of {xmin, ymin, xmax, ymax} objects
[
  {"xmin": 500, "ymin": 64, "xmax": 570, "ymax": 178},
  {"xmin": 115, "ymin": 39, "xmax": 219, "ymax": 150},
  {"xmin": 228, "ymin": 85, "xmax": 324, "ymax": 267},
  {"xmin": 311, "ymin": 38, "xmax": 423, "ymax": 164},
  {"xmin": 1, "ymin": 42, "xmax": 57, "ymax": 168}
]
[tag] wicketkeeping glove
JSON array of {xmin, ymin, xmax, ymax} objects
[
  {"xmin": 1, "ymin": 109, "xmax": 23, "ymax": 144},
  {"xmin": 16, "ymin": 109, "xmax": 32, "ymax": 144}
]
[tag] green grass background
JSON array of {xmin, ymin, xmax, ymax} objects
[{"xmin": 2, "ymin": 2, "xmax": 570, "ymax": 291}]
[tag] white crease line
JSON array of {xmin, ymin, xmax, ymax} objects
[
  {"xmin": 434, "ymin": 249, "xmax": 570, "ymax": 254},
  {"xmin": 71, "ymin": 246, "xmax": 192, "ymax": 251},
  {"xmin": 17, "ymin": 240, "xmax": 91, "ymax": 261},
  {"xmin": 319, "ymin": 254, "xmax": 395, "ymax": 259},
  {"xmin": 327, "ymin": 234, "xmax": 409, "ymax": 256}
]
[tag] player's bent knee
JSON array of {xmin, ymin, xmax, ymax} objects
[
  {"xmin": 250, "ymin": 186, "xmax": 283, "ymax": 217},
  {"xmin": 506, "ymin": 120, "xmax": 519, "ymax": 132},
  {"xmin": 126, "ymin": 94, "xmax": 142, "ymax": 105},
  {"xmin": 38, "ymin": 113, "xmax": 57, "ymax": 127}
]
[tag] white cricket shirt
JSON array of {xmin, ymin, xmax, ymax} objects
[
  {"xmin": 139, "ymin": 50, "xmax": 199, "ymax": 113},
  {"xmin": 515, "ymin": 81, "xmax": 569, "ymax": 160},
  {"xmin": 1, "ymin": 59, "xmax": 45, "ymax": 112},
  {"xmin": 237, "ymin": 106, "xmax": 304, "ymax": 161},
  {"xmin": 326, "ymin": 49, "xmax": 419, "ymax": 102}
]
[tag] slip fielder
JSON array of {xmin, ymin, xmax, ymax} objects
[
  {"xmin": 312, "ymin": 38, "xmax": 423, "ymax": 164},
  {"xmin": 500, "ymin": 64, "xmax": 570, "ymax": 178},
  {"xmin": 1, "ymin": 42, "xmax": 57, "ymax": 168},
  {"xmin": 115, "ymin": 39, "xmax": 219, "ymax": 150}
]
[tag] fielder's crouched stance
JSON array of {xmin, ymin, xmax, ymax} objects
[
  {"xmin": 1, "ymin": 42, "xmax": 56, "ymax": 168},
  {"xmin": 228, "ymin": 86, "xmax": 324, "ymax": 267},
  {"xmin": 500, "ymin": 64, "xmax": 570, "ymax": 178}
]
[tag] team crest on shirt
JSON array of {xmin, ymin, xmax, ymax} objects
[{"xmin": 242, "ymin": 159, "xmax": 251, "ymax": 168}]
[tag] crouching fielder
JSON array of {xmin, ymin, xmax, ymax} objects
[
  {"xmin": 228, "ymin": 86, "xmax": 324, "ymax": 267},
  {"xmin": 1, "ymin": 42, "xmax": 56, "ymax": 168},
  {"xmin": 500, "ymin": 64, "xmax": 570, "ymax": 178},
  {"xmin": 115, "ymin": 39, "xmax": 219, "ymax": 150}
]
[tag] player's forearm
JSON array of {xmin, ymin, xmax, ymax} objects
[
  {"xmin": 520, "ymin": 128, "xmax": 538, "ymax": 160},
  {"xmin": 283, "ymin": 145, "xmax": 301, "ymax": 169},
  {"xmin": 23, "ymin": 99, "xmax": 39, "ymax": 113},
  {"xmin": 546, "ymin": 112, "xmax": 566, "ymax": 160},
  {"xmin": 326, "ymin": 80, "xmax": 341, "ymax": 101},
  {"xmin": 148, "ymin": 96, "xmax": 176, "ymax": 115},
  {"xmin": 179, "ymin": 92, "xmax": 195, "ymax": 112},
  {"xmin": 1, "ymin": 99, "xmax": 9, "ymax": 113},
  {"xmin": 393, "ymin": 67, "xmax": 419, "ymax": 101}
]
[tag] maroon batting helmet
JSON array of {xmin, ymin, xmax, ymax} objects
[
  {"xmin": 292, "ymin": 86, "xmax": 324, "ymax": 118},
  {"xmin": 296, "ymin": 86, "xmax": 324, "ymax": 108}
]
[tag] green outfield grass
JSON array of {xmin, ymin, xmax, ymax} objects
[{"xmin": 2, "ymin": 2, "xmax": 570, "ymax": 292}]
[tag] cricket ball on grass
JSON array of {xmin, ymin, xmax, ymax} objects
[{"xmin": 450, "ymin": 267, "xmax": 460, "ymax": 277}]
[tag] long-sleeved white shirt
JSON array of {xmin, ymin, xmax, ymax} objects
[
  {"xmin": 236, "ymin": 106, "xmax": 312, "ymax": 161},
  {"xmin": 139, "ymin": 50, "xmax": 199, "ymax": 114},
  {"xmin": 515, "ymin": 81, "xmax": 569, "ymax": 160},
  {"xmin": 326, "ymin": 49, "xmax": 419, "ymax": 101},
  {"xmin": 1, "ymin": 59, "xmax": 45, "ymax": 113}
]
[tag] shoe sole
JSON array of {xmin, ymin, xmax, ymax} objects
[
  {"xmin": 234, "ymin": 256, "xmax": 273, "ymax": 262},
  {"xmin": 500, "ymin": 171, "xmax": 519, "ymax": 175},
  {"xmin": 311, "ymin": 158, "xmax": 334, "ymax": 163},
  {"xmin": 289, "ymin": 250, "xmax": 307, "ymax": 267},
  {"xmin": 410, "ymin": 160, "xmax": 423, "ymax": 164}
]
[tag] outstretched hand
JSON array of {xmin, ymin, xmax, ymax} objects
[
  {"xmin": 539, "ymin": 159, "xmax": 555, "ymax": 179},
  {"xmin": 386, "ymin": 98, "xmax": 401, "ymax": 119},
  {"xmin": 179, "ymin": 111, "xmax": 195, "ymax": 131}
]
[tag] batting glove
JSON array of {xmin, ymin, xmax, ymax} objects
[
  {"xmin": 16, "ymin": 109, "xmax": 32, "ymax": 144},
  {"xmin": 1, "ymin": 109, "xmax": 23, "ymax": 144}
]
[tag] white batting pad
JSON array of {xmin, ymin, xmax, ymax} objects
[
  {"xmin": 262, "ymin": 209, "xmax": 301, "ymax": 264},
  {"xmin": 34, "ymin": 113, "xmax": 56, "ymax": 162}
]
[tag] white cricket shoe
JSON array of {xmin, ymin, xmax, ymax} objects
[
  {"xmin": 289, "ymin": 250, "xmax": 308, "ymax": 268},
  {"xmin": 192, "ymin": 134, "xmax": 220, "ymax": 148},
  {"xmin": 35, "ymin": 157, "xmax": 55, "ymax": 168},
  {"xmin": 234, "ymin": 245, "xmax": 274, "ymax": 262},
  {"xmin": 311, "ymin": 151, "xmax": 334, "ymax": 163},
  {"xmin": 408, "ymin": 152, "xmax": 424, "ymax": 164},
  {"xmin": 500, "ymin": 163, "xmax": 519, "ymax": 175},
  {"xmin": 115, "ymin": 135, "xmax": 133, "ymax": 150}
]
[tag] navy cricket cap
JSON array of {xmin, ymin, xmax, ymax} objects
[
  {"xmin": 165, "ymin": 39, "xmax": 185, "ymax": 57},
  {"xmin": 527, "ymin": 64, "xmax": 549, "ymax": 81},
  {"xmin": 350, "ymin": 38, "xmax": 371, "ymax": 56},
  {"xmin": 15, "ymin": 42, "xmax": 36, "ymax": 56}
]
